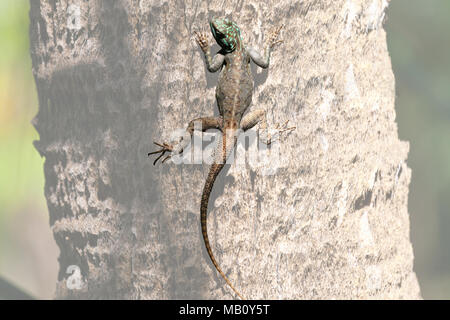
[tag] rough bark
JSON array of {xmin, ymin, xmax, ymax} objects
[{"xmin": 29, "ymin": 0, "xmax": 421, "ymax": 299}]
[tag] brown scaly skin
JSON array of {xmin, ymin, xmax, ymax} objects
[{"xmin": 149, "ymin": 17, "xmax": 293, "ymax": 299}]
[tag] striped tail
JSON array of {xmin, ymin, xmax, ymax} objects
[{"xmin": 201, "ymin": 163, "xmax": 245, "ymax": 300}]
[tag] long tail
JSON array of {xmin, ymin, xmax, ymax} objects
[{"xmin": 201, "ymin": 163, "xmax": 245, "ymax": 300}]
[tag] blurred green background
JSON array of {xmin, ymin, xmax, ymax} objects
[
  {"xmin": 0, "ymin": 0, "xmax": 58, "ymax": 299},
  {"xmin": 0, "ymin": 0, "xmax": 448, "ymax": 299},
  {"xmin": 386, "ymin": 0, "xmax": 450, "ymax": 299}
]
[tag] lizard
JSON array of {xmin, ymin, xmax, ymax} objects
[{"xmin": 148, "ymin": 17, "xmax": 294, "ymax": 300}]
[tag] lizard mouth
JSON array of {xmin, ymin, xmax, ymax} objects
[{"xmin": 210, "ymin": 22, "xmax": 220, "ymax": 39}]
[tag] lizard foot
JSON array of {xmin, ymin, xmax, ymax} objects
[
  {"xmin": 194, "ymin": 30, "xmax": 209, "ymax": 53},
  {"xmin": 262, "ymin": 120, "xmax": 295, "ymax": 145},
  {"xmin": 268, "ymin": 24, "xmax": 284, "ymax": 49},
  {"xmin": 148, "ymin": 141, "xmax": 174, "ymax": 165}
]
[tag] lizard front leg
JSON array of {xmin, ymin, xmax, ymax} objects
[
  {"xmin": 194, "ymin": 31, "xmax": 225, "ymax": 72},
  {"xmin": 240, "ymin": 109, "xmax": 294, "ymax": 145},
  {"xmin": 148, "ymin": 116, "xmax": 222, "ymax": 165},
  {"xmin": 247, "ymin": 24, "xmax": 283, "ymax": 69}
]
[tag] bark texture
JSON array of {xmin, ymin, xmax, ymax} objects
[{"xmin": 29, "ymin": 0, "xmax": 421, "ymax": 299}]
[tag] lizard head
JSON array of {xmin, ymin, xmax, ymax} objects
[{"xmin": 209, "ymin": 17, "xmax": 242, "ymax": 53}]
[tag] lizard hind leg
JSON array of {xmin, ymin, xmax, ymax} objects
[
  {"xmin": 240, "ymin": 109, "xmax": 295, "ymax": 145},
  {"xmin": 148, "ymin": 116, "xmax": 222, "ymax": 165}
]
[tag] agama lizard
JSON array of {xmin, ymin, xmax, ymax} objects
[{"xmin": 149, "ymin": 17, "xmax": 293, "ymax": 300}]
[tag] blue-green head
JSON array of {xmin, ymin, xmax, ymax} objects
[{"xmin": 209, "ymin": 17, "xmax": 242, "ymax": 52}]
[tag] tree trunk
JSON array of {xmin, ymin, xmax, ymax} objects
[{"xmin": 29, "ymin": 0, "xmax": 421, "ymax": 299}]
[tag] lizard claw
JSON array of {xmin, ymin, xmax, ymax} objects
[
  {"xmin": 268, "ymin": 24, "xmax": 284, "ymax": 49},
  {"xmin": 194, "ymin": 30, "xmax": 209, "ymax": 53},
  {"xmin": 275, "ymin": 120, "xmax": 296, "ymax": 134},
  {"xmin": 148, "ymin": 141, "xmax": 174, "ymax": 165},
  {"xmin": 262, "ymin": 120, "xmax": 295, "ymax": 145}
]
